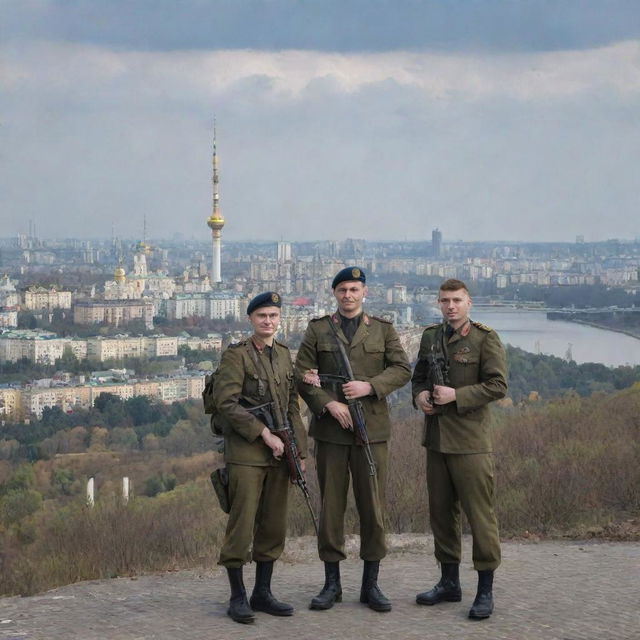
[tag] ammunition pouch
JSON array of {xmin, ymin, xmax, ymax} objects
[{"xmin": 210, "ymin": 467, "xmax": 231, "ymax": 513}]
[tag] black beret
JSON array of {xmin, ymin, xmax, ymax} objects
[
  {"xmin": 247, "ymin": 291, "xmax": 282, "ymax": 315},
  {"xmin": 332, "ymin": 266, "xmax": 366, "ymax": 289}
]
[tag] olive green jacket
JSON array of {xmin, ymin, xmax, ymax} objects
[
  {"xmin": 411, "ymin": 320, "xmax": 507, "ymax": 454},
  {"xmin": 295, "ymin": 313, "xmax": 411, "ymax": 445},
  {"xmin": 214, "ymin": 338, "xmax": 308, "ymax": 466}
]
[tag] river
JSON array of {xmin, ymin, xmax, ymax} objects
[{"xmin": 470, "ymin": 309, "xmax": 640, "ymax": 367}]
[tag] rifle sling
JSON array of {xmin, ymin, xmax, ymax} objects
[{"xmin": 246, "ymin": 340, "xmax": 288, "ymax": 430}]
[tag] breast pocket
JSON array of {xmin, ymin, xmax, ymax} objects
[
  {"xmin": 359, "ymin": 340, "xmax": 385, "ymax": 376},
  {"xmin": 317, "ymin": 341, "xmax": 340, "ymax": 373},
  {"xmin": 242, "ymin": 372, "xmax": 267, "ymax": 399},
  {"xmin": 449, "ymin": 347, "xmax": 480, "ymax": 387},
  {"xmin": 459, "ymin": 358, "xmax": 480, "ymax": 386}
]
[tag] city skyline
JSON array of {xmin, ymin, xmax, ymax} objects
[{"xmin": 2, "ymin": 2, "xmax": 640, "ymax": 243}]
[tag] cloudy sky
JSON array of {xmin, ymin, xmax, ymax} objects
[{"xmin": 2, "ymin": 1, "xmax": 640, "ymax": 243}]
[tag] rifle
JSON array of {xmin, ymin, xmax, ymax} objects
[
  {"xmin": 425, "ymin": 344, "xmax": 448, "ymax": 401},
  {"xmin": 324, "ymin": 332, "xmax": 377, "ymax": 477},
  {"xmin": 246, "ymin": 402, "xmax": 319, "ymax": 535}
]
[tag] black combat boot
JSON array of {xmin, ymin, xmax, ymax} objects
[
  {"xmin": 309, "ymin": 561, "xmax": 342, "ymax": 610},
  {"xmin": 416, "ymin": 562, "xmax": 462, "ymax": 605},
  {"xmin": 359, "ymin": 560, "xmax": 392, "ymax": 612},
  {"xmin": 468, "ymin": 569, "xmax": 494, "ymax": 619},
  {"xmin": 226, "ymin": 567, "xmax": 254, "ymax": 624},
  {"xmin": 249, "ymin": 561, "xmax": 294, "ymax": 616}
]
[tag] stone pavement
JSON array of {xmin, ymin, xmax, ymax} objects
[{"xmin": 0, "ymin": 535, "xmax": 638, "ymax": 640}]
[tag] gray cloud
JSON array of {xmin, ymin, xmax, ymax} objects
[
  {"xmin": 2, "ymin": 41, "xmax": 639, "ymax": 243},
  {"xmin": 3, "ymin": 0, "xmax": 640, "ymax": 53}
]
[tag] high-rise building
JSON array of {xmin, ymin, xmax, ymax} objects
[
  {"xmin": 432, "ymin": 228, "xmax": 442, "ymax": 259},
  {"xmin": 277, "ymin": 241, "xmax": 292, "ymax": 263},
  {"xmin": 206, "ymin": 123, "xmax": 224, "ymax": 283}
]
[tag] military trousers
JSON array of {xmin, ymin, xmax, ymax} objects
[
  {"xmin": 218, "ymin": 461, "xmax": 290, "ymax": 568},
  {"xmin": 315, "ymin": 440, "xmax": 388, "ymax": 563},
  {"xmin": 426, "ymin": 449, "xmax": 501, "ymax": 571}
]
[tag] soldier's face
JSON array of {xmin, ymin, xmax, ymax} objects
[
  {"xmin": 249, "ymin": 306, "xmax": 281, "ymax": 340},
  {"xmin": 438, "ymin": 288, "xmax": 472, "ymax": 328},
  {"xmin": 334, "ymin": 281, "xmax": 367, "ymax": 317}
]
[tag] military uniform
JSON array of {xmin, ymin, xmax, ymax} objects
[
  {"xmin": 214, "ymin": 337, "xmax": 308, "ymax": 568},
  {"xmin": 295, "ymin": 312, "xmax": 411, "ymax": 562},
  {"xmin": 411, "ymin": 319, "xmax": 507, "ymax": 571}
]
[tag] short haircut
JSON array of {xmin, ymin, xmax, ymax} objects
[{"xmin": 439, "ymin": 278, "xmax": 470, "ymax": 295}]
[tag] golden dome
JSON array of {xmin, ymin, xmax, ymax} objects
[
  {"xmin": 135, "ymin": 241, "xmax": 151, "ymax": 254},
  {"xmin": 114, "ymin": 266, "xmax": 126, "ymax": 283},
  {"xmin": 207, "ymin": 214, "xmax": 225, "ymax": 231}
]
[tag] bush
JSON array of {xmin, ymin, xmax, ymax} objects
[
  {"xmin": 0, "ymin": 480, "xmax": 225, "ymax": 596},
  {"xmin": 143, "ymin": 472, "xmax": 177, "ymax": 497},
  {"xmin": 1, "ymin": 386, "xmax": 639, "ymax": 596},
  {"xmin": 0, "ymin": 489, "xmax": 43, "ymax": 526}
]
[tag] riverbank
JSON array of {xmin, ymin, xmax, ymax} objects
[
  {"xmin": 552, "ymin": 317, "xmax": 640, "ymax": 341},
  {"xmin": 472, "ymin": 309, "xmax": 640, "ymax": 366}
]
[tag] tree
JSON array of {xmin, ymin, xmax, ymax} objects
[
  {"xmin": 143, "ymin": 472, "xmax": 177, "ymax": 497},
  {"xmin": 55, "ymin": 345, "xmax": 80, "ymax": 373},
  {"xmin": 40, "ymin": 405, "xmax": 71, "ymax": 430},
  {"xmin": 124, "ymin": 395, "xmax": 154, "ymax": 426},
  {"xmin": 17, "ymin": 311, "xmax": 38, "ymax": 329},
  {"xmin": 94, "ymin": 393, "xmax": 129, "ymax": 428},
  {"xmin": 142, "ymin": 434, "xmax": 161, "ymax": 451},
  {"xmin": 109, "ymin": 427, "xmax": 139, "ymax": 452},
  {"xmin": 2, "ymin": 464, "xmax": 35, "ymax": 493},
  {"xmin": 89, "ymin": 427, "xmax": 109, "ymax": 451},
  {"xmin": 52, "ymin": 468, "xmax": 75, "ymax": 496},
  {"xmin": 163, "ymin": 420, "xmax": 198, "ymax": 456},
  {"xmin": 0, "ymin": 439, "xmax": 20, "ymax": 461},
  {"xmin": 0, "ymin": 489, "xmax": 42, "ymax": 526},
  {"xmin": 93, "ymin": 392, "xmax": 121, "ymax": 413}
]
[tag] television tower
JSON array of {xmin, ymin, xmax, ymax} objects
[{"xmin": 206, "ymin": 122, "xmax": 224, "ymax": 283}]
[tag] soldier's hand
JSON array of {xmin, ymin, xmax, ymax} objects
[
  {"xmin": 416, "ymin": 390, "xmax": 436, "ymax": 414},
  {"xmin": 300, "ymin": 459, "xmax": 306, "ymax": 473},
  {"xmin": 261, "ymin": 428, "xmax": 285, "ymax": 458},
  {"xmin": 325, "ymin": 400, "xmax": 353, "ymax": 430},
  {"xmin": 342, "ymin": 380, "xmax": 373, "ymax": 399},
  {"xmin": 433, "ymin": 384, "xmax": 456, "ymax": 405},
  {"xmin": 303, "ymin": 368, "xmax": 321, "ymax": 387}
]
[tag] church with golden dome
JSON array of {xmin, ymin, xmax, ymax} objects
[{"xmin": 104, "ymin": 241, "xmax": 175, "ymax": 301}]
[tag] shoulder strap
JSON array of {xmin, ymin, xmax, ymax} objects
[
  {"xmin": 244, "ymin": 341, "xmax": 266, "ymax": 397},
  {"xmin": 327, "ymin": 317, "xmax": 356, "ymax": 381},
  {"xmin": 248, "ymin": 341, "xmax": 287, "ymax": 426}
]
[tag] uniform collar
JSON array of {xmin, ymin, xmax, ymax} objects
[
  {"xmin": 250, "ymin": 336, "xmax": 274, "ymax": 353},
  {"xmin": 445, "ymin": 318, "xmax": 471, "ymax": 342},
  {"xmin": 331, "ymin": 311, "xmax": 370, "ymax": 326}
]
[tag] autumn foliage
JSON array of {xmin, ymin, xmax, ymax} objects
[{"xmin": 1, "ymin": 385, "xmax": 639, "ymax": 596}]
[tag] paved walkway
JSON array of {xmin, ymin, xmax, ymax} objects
[{"xmin": 0, "ymin": 535, "xmax": 638, "ymax": 640}]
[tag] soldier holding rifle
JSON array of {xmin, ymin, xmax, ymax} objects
[
  {"xmin": 412, "ymin": 279, "xmax": 507, "ymax": 620},
  {"xmin": 296, "ymin": 267, "xmax": 411, "ymax": 612},
  {"xmin": 213, "ymin": 292, "xmax": 308, "ymax": 624}
]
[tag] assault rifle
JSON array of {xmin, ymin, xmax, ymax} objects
[
  {"xmin": 246, "ymin": 402, "xmax": 319, "ymax": 535},
  {"xmin": 322, "ymin": 334, "xmax": 377, "ymax": 477},
  {"xmin": 425, "ymin": 344, "xmax": 449, "ymax": 405}
]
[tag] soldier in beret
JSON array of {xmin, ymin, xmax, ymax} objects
[
  {"xmin": 213, "ymin": 291, "xmax": 308, "ymax": 624},
  {"xmin": 295, "ymin": 267, "xmax": 411, "ymax": 612},
  {"xmin": 411, "ymin": 279, "xmax": 507, "ymax": 620}
]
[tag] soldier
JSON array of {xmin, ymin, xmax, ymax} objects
[
  {"xmin": 295, "ymin": 267, "xmax": 411, "ymax": 612},
  {"xmin": 213, "ymin": 291, "xmax": 308, "ymax": 624},
  {"xmin": 411, "ymin": 278, "xmax": 507, "ymax": 620}
]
